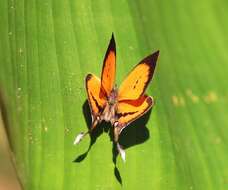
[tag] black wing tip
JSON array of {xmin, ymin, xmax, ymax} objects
[
  {"xmin": 142, "ymin": 50, "xmax": 160, "ymax": 67},
  {"xmin": 153, "ymin": 50, "xmax": 160, "ymax": 59},
  {"xmin": 111, "ymin": 32, "xmax": 115, "ymax": 40},
  {"xmin": 138, "ymin": 50, "xmax": 159, "ymax": 94},
  {"xmin": 109, "ymin": 33, "xmax": 116, "ymax": 53},
  {"xmin": 103, "ymin": 33, "xmax": 116, "ymax": 65}
]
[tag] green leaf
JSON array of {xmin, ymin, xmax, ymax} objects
[{"xmin": 0, "ymin": 0, "xmax": 228, "ymax": 189}]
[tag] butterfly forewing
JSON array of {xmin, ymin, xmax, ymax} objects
[
  {"xmin": 85, "ymin": 73, "xmax": 106, "ymax": 119},
  {"xmin": 118, "ymin": 51, "xmax": 159, "ymax": 101},
  {"xmin": 101, "ymin": 34, "xmax": 116, "ymax": 97},
  {"xmin": 116, "ymin": 95, "xmax": 154, "ymax": 131}
]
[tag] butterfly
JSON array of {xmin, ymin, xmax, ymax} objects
[{"xmin": 74, "ymin": 34, "xmax": 159, "ymax": 162}]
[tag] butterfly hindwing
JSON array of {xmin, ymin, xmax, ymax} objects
[
  {"xmin": 85, "ymin": 73, "xmax": 106, "ymax": 120},
  {"xmin": 118, "ymin": 51, "xmax": 159, "ymax": 101},
  {"xmin": 101, "ymin": 34, "xmax": 116, "ymax": 96},
  {"xmin": 116, "ymin": 95, "xmax": 154, "ymax": 132}
]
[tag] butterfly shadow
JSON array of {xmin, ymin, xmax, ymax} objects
[
  {"xmin": 73, "ymin": 100, "xmax": 153, "ymax": 185},
  {"xmin": 73, "ymin": 100, "xmax": 109, "ymax": 163},
  {"xmin": 109, "ymin": 108, "xmax": 152, "ymax": 185}
]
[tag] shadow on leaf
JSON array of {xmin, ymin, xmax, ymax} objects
[
  {"xmin": 73, "ymin": 101, "xmax": 105, "ymax": 163},
  {"xmin": 74, "ymin": 100, "xmax": 153, "ymax": 185},
  {"xmin": 111, "ymin": 109, "xmax": 152, "ymax": 185}
]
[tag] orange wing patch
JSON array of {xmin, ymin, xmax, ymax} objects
[
  {"xmin": 85, "ymin": 74, "xmax": 106, "ymax": 119},
  {"xmin": 118, "ymin": 51, "xmax": 159, "ymax": 101},
  {"xmin": 101, "ymin": 34, "xmax": 116, "ymax": 96},
  {"xmin": 116, "ymin": 95, "xmax": 154, "ymax": 130}
]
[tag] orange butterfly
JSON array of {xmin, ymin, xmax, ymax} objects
[{"xmin": 74, "ymin": 34, "xmax": 159, "ymax": 162}]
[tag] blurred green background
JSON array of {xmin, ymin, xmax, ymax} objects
[{"xmin": 0, "ymin": 0, "xmax": 228, "ymax": 189}]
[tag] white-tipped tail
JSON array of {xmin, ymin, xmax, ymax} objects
[
  {"xmin": 74, "ymin": 132, "xmax": 84, "ymax": 145},
  {"xmin": 117, "ymin": 143, "xmax": 126, "ymax": 162}
]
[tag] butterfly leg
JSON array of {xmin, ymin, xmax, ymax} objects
[
  {"xmin": 113, "ymin": 122, "xmax": 126, "ymax": 162},
  {"xmin": 73, "ymin": 118, "xmax": 99, "ymax": 145}
]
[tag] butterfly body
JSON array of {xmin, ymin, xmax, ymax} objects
[
  {"xmin": 74, "ymin": 34, "xmax": 159, "ymax": 162},
  {"xmin": 100, "ymin": 91, "xmax": 117, "ymax": 124}
]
